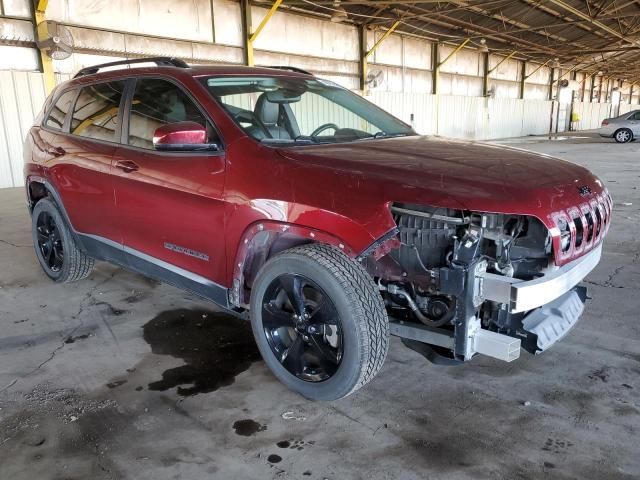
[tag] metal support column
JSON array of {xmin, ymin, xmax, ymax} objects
[
  {"xmin": 431, "ymin": 42, "xmax": 439, "ymax": 95},
  {"xmin": 481, "ymin": 51, "xmax": 489, "ymax": 97},
  {"xmin": 33, "ymin": 0, "xmax": 55, "ymax": 94},
  {"xmin": 360, "ymin": 20, "xmax": 400, "ymax": 95},
  {"xmin": 242, "ymin": 0, "xmax": 283, "ymax": 67},
  {"xmin": 518, "ymin": 60, "xmax": 526, "ymax": 99},
  {"xmin": 359, "ymin": 24, "xmax": 367, "ymax": 93}
]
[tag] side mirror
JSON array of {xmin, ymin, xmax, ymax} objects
[{"xmin": 152, "ymin": 121, "xmax": 220, "ymax": 152}]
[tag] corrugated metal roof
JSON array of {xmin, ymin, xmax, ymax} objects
[{"xmin": 284, "ymin": 0, "xmax": 640, "ymax": 79}]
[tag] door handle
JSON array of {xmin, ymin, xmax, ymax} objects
[{"xmin": 114, "ymin": 160, "xmax": 139, "ymax": 173}]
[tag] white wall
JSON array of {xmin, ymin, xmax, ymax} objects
[{"xmin": 1, "ymin": 0, "xmax": 638, "ymax": 188}]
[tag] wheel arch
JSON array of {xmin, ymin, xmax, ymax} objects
[
  {"xmin": 230, "ymin": 221, "xmax": 360, "ymax": 308},
  {"xmin": 26, "ymin": 176, "xmax": 82, "ymax": 246},
  {"xmin": 614, "ymin": 127, "xmax": 633, "ymax": 142}
]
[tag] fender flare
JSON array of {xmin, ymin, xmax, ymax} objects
[
  {"xmin": 230, "ymin": 220, "xmax": 358, "ymax": 307},
  {"xmin": 26, "ymin": 175, "xmax": 85, "ymax": 249}
]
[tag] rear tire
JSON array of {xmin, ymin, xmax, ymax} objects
[
  {"xmin": 614, "ymin": 128, "xmax": 633, "ymax": 143},
  {"xmin": 31, "ymin": 198, "xmax": 94, "ymax": 283},
  {"xmin": 249, "ymin": 244, "xmax": 389, "ymax": 400}
]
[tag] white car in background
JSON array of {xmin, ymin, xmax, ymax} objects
[{"xmin": 599, "ymin": 110, "xmax": 640, "ymax": 143}]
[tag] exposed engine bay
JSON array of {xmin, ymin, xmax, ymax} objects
[{"xmin": 364, "ymin": 203, "xmax": 590, "ymax": 362}]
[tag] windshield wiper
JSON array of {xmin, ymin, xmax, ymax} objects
[
  {"xmin": 260, "ymin": 137, "xmax": 316, "ymax": 145},
  {"xmin": 371, "ymin": 131, "xmax": 411, "ymax": 139}
]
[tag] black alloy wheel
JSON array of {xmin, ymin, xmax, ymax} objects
[
  {"xmin": 36, "ymin": 211, "xmax": 64, "ymax": 272},
  {"xmin": 261, "ymin": 274, "xmax": 343, "ymax": 382},
  {"xmin": 31, "ymin": 197, "xmax": 94, "ymax": 283}
]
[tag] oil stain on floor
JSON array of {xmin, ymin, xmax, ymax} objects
[{"xmin": 142, "ymin": 309, "xmax": 262, "ymax": 396}]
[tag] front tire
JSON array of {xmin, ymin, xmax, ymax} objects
[
  {"xmin": 249, "ymin": 244, "xmax": 389, "ymax": 400},
  {"xmin": 614, "ymin": 128, "xmax": 633, "ymax": 143},
  {"xmin": 31, "ymin": 198, "xmax": 94, "ymax": 283}
]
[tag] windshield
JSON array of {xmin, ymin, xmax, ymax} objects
[{"xmin": 200, "ymin": 76, "xmax": 415, "ymax": 145}]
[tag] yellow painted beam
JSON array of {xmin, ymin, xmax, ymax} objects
[
  {"xmin": 249, "ymin": 0, "xmax": 283, "ymax": 42},
  {"xmin": 72, "ymin": 105, "xmax": 119, "ymax": 135},
  {"xmin": 245, "ymin": 0, "xmax": 283, "ymax": 67},
  {"xmin": 488, "ymin": 50, "xmax": 517, "ymax": 74},
  {"xmin": 579, "ymin": 71, "xmax": 598, "ymax": 84},
  {"xmin": 523, "ymin": 59, "xmax": 551, "ymax": 81},
  {"xmin": 365, "ymin": 20, "xmax": 401, "ymax": 59},
  {"xmin": 438, "ymin": 38, "xmax": 470, "ymax": 67},
  {"xmin": 34, "ymin": 0, "xmax": 55, "ymax": 94}
]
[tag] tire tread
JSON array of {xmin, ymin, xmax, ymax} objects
[
  {"xmin": 274, "ymin": 243, "xmax": 389, "ymax": 397},
  {"xmin": 32, "ymin": 198, "xmax": 94, "ymax": 283}
]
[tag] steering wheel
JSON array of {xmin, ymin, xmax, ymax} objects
[{"xmin": 310, "ymin": 123, "xmax": 339, "ymax": 137}]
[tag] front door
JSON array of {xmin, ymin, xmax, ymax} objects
[{"xmin": 112, "ymin": 77, "xmax": 227, "ymax": 297}]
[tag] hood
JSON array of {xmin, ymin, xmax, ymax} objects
[{"xmin": 276, "ymin": 135, "xmax": 606, "ymax": 226}]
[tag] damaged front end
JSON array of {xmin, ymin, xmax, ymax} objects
[{"xmin": 361, "ymin": 202, "xmax": 605, "ymax": 364}]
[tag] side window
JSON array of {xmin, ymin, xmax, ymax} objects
[
  {"xmin": 633, "ymin": 112, "xmax": 640, "ymax": 121},
  {"xmin": 128, "ymin": 78, "xmax": 216, "ymax": 150},
  {"xmin": 44, "ymin": 89, "xmax": 77, "ymax": 131},
  {"xmin": 70, "ymin": 81, "xmax": 125, "ymax": 142}
]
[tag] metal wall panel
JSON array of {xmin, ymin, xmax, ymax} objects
[
  {"xmin": 367, "ymin": 92, "xmax": 552, "ymax": 140},
  {"xmin": 252, "ymin": 5, "xmax": 358, "ymax": 61},
  {"xmin": 48, "ymin": 0, "xmax": 214, "ymax": 43},
  {"xmin": 572, "ymin": 101, "xmax": 613, "ymax": 130},
  {"xmin": 0, "ymin": 71, "xmax": 48, "ymax": 188}
]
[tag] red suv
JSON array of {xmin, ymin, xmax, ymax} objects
[{"xmin": 24, "ymin": 57, "xmax": 611, "ymax": 400}]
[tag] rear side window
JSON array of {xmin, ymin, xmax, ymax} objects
[
  {"xmin": 70, "ymin": 81, "xmax": 125, "ymax": 142},
  {"xmin": 127, "ymin": 78, "xmax": 216, "ymax": 150},
  {"xmin": 44, "ymin": 89, "xmax": 76, "ymax": 131}
]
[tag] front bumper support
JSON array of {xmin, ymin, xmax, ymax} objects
[
  {"xmin": 478, "ymin": 245, "xmax": 601, "ymax": 313},
  {"xmin": 521, "ymin": 286, "xmax": 588, "ymax": 353}
]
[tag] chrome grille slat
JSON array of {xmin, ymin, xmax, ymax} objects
[{"xmin": 550, "ymin": 189, "xmax": 611, "ymax": 264}]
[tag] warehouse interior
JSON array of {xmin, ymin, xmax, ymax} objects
[{"xmin": 1, "ymin": 1, "xmax": 639, "ymax": 479}]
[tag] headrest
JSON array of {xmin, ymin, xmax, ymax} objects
[{"xmin": 255, "ymin": 93, "xmax": 280, "ymax": 125}]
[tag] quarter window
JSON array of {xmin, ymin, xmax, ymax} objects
[
  {"xmin": 70, "ymin": 81, "xmax": 125, "ymax": 142},
  {"xmin": 44, "ymin": 89, "xmax": 76, "ymax": 131},
  {"xmin": 127, "ymin": 78, "xmax": 216, "ymax": 150}
]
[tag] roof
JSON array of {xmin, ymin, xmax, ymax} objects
[{"xmin": 286, "ymin": 0, "xmax": 640, "ymax": 80}]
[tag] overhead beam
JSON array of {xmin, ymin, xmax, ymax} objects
[{"xmin": 545, "ymin": 0, "xmax": 640, "ymax": 47}]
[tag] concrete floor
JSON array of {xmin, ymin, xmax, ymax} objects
[{"xmin": 1, "ymin": 132, "xmax": 639, "ymax": 480}]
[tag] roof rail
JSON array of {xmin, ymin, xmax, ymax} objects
[
  {"xmin": 74, "ymin": 56, "xmax": 189, "ymax": 78},
  {"xmin": 264, "ymin": 66, "xmax": 314, "ymax": 76}
]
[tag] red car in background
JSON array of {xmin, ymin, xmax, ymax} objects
[{"xmin": 24, "ymin": 57, "xmax": 611, "ymax": 400}]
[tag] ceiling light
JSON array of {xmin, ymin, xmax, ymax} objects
[
  {"xmin": 478, "ymin": 38, "xmax": 489, "ymax": 53},
  {"xmin": 330, "ymin": 1, "xmax": 348, "ymax": 23}
]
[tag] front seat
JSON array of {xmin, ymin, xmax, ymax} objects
[{"xmin": 254, "ymin": 94, "xmax": 291, "ymax": 139}]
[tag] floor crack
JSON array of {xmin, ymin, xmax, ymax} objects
[
  {"xmin": 0, "ymin": 272, "xmax": 117, "ymax": 394},
  {"xmin": 0, "ymin": 238, "xmax": 31, "ymax": 248}
]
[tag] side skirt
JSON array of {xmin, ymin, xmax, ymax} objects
[{"xmin": 78, "ymin": 234, "xmax": 231, "ymax": 310}]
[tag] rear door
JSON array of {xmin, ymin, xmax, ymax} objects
[
  {"xmin": 39, "ymin": 81, "xmax": 125, "ymax": 243},
  {"xmin": 112, "ymin": 77, "xmax": 228, "ymax": 289}
]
